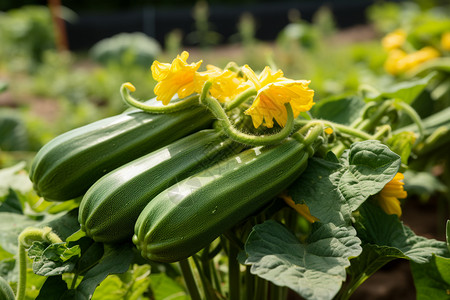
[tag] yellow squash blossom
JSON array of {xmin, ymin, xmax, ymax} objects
[
  {"xmin": 385, "ymin": 47, "xmax": 440, "ymax": 75},
  {"xmin": 441, "ymin": 32, "xmax": 450, "ymax": 51},
  {"xmin": 399, "ymin": 46, "xmax": 440, "ymax": 71},
  {"xmin": 280, "ymin": 193, "xmax": 319, "ymax": 223},
  {"xmin": 384, "ymin": 49, "xmax": 408, "ymax": 75},
  {"xmin": 242, "ymin": 65, "xmax": 315, "ymax": 128},
  {"xmin": 382, "ymin": 29, "xmax": 407, "ymax": 51},
  {"xmin": 194, "ymin": 65, "xmax": 250, "ymax": 102},
  {"xmin": 377, "ymin": 172, "xmax": 407, "ymax": 217},
  {"xmin": 151, "ymin": 51, "xmax": 202, "ymax": 105}
]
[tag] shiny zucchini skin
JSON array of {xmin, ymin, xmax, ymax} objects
[
  {"xmin": 30, "ymin": 102, "xmax": 212, "ymax": 201},
  {"xmin": 133, "ymin": 137, "xmax": 309, "ymax": 263},
  {"xmin": 79, "ymin": 129, "xmax": 242, "ymax": 243}
]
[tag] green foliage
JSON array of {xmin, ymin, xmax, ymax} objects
[
  {"xmin": 289, "ymin": 141, "xmax": 401, "ymax": 226},
  {"xmin": 0, "ymin": 110, "xmax": 30, "ymax": 151},
  {"xmin": 245, "ymin": 220, "xmax": 361, "ymax": 300},
  {"xmin": 90, "ymin": 32, "xmax": 162, "ymax": 68},
  {"xmin": 0, "ymin": 6, "xmax": 55, "ymax": 71},
  {"xmin": 411, "ymin": 255, "xmax": 450, "ymax": 299}
]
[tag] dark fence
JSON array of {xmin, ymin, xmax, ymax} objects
[{"xmin": 65, "ymin": 0, "xmax": 379, "ymax": 50}]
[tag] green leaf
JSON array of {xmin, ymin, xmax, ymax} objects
[
  {"xmin": 0, "ymin": 162, "xmax": 33, "ymax": 198},
  {"xmin": 150, "ymin": 273, "xmax": 189, "ymax": 300},
  {"xmin": 369, "ymin": 72, "xmax": 436, "ymax": 104},
  {"xmin": 75, "ymin": 243, "xmax": 134, "ymax": 299},
  {"xmin": 0, "ymin": 275, "xmax": 15, "ymax": 300},
  {"xmin": 356, "ymin": 202, "xmax": 449, "ymax": 263},
  {"xmin": 289, "ymin": 140, "xmax": 401, "ymax": 226},
  {"xmin": 387, "ymin": 131, "xmax": 416, "ymax": 165},
  {"xmin": 411, "ymin": 255, "xmax": 450, "ymax": 300},
  {"xmin": 311, "ymin": 95, "xmax": 366, "ymax": 125},
  {"xmin": 30, "ymin": 242, "xmax": 80, "ymax": 276},
  {"xmin": 0, "ymin": 189, "xmax": 23, "ymax": 214},
  {"xmin": 403, "ymin": 170, "xmax": 447, "ymax": 197},
  {"xmin": 43, "ymin": 208, "xmax": 81, "ymax": 241},
  {"xmin": 35, "ymin": 275, "xmax": 69, "ymax": 300},
  {"xmin": 0, "ymin": 212, "xmax": 42, "ymax": 254},
  {"xmin": 346, "ymin": 243, "xmax": 408, "ymax": 286},
  {"xmin": 244, "ymin": 220, "xmax": 361, "ymax": 300}
]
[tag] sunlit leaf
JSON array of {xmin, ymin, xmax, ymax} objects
[
  {"xmin": 75, "ymin": 243, "xmax": 134, "ymax": 299},
  {"xmin": 355, "ymin": 202, "xmax": 449, "ymax": 263},
  {"xmin": 150, "ymin": 273, "xmax": 189, "ymax": 300},
  {"xmin": 244, "ymin": 220, "xmax": 361, "ymax": 300},
  {"xmin": 311, "ymin": 95, "xmax": 365, "ymax": 125},
  {"xmin": 289, "ymin": 140, "xmax": 401, "ymax": 226},
  {"xmin": 411, "ymin": 255, "xmax": 450, "ymax": 300}
]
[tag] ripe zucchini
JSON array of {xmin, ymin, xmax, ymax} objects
[
  {"xmin": 79, "ymin": 129, "xmax": 242, "ymax": 243},
  {"xmin": 30, "ymin": 100, "xmax": 212, "ymax": 201},
  {"xmin": 133, "ymin": 136, "xmax": 312, "ymax": 263}
]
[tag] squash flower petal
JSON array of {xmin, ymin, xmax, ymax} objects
[
  {"xmin": 194, "ymin": 65, "xmax": 250, "ymax": 102},
  {"xmin": 281, "ymin": 194, "xmax": 319, "ymax": 223},
  {"xmin": 442, "ymin": 32, "xmax": 450, "ymax": 51},
  {"xmin": 241, "ymin": 65, "xmax": 314, "ymax": 128},
  {"xmin": 151, "ymin": 51, "xmax": 202, "ymax": 105},
  {"xmin": 377, "ymin": 172, "xmax": 407, "ymax": 217},
  {"xmin": 382, "ymin": 29, "xmax": 407, "ymax": 51}
]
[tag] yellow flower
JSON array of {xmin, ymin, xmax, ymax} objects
[
  {"xmin": 281, "ymin": 193, "xmax": 319, "ymax": 223},
  {"xmin": 377, "ymin": 172, "xmax": 407, "ymax": 217},
  {"xmin": 442, "ymin": 32, "xmax": 450, "ymax": 51},
  {"xmin": 194, "ymin": 65, "xmax": 250, "ymax": 102},
  {"xmin": 399, "ymin": 46, "xmax": 440, "ymax": 71},
  {"xmin": 241, "ymin": 65, "xmax": 315, "ymax": 128},
  {"xmin": 384, "ymin": 49, "xmax": 408, "ymax": 75},
  {"xmin": 151, "ymin": 51, "xmax": 202, "ymax": 105},
  {"xmin": 384, "ymin": 47, "xmax": 440, "ymax": 75},
  {"xmin": 382, "ymin": 29, "xmax": 407, "ymax": 51}
]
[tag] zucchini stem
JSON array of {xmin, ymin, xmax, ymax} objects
[
  {"xmin": 224, "ymin": 88, "xmax": 257, "ymax": 111},
  {"xmin": 120, "ymin": 82, "xmax": 199, "ymax": 113},
  {"xmin": 200, "ymin": 81, "xmax": 294, "ymax": 146},
  {"xmin": 394, "ymin": 100, "xmax": 425, "ymax": 145},
  {"xmin": 179, "ymin": 259, "xmax": 202, "ymax": 300},
  {"xmin": 16, "ymin": 227, "xmax": 63, "ymax": 300}
]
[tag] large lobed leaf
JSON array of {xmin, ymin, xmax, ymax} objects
[
  {"xmin": 289, "ymin": 140, "xmax": 401, "ymax": 226},
  {"xmin": 245, "ymin": 220, "xmax": 361, "ymax": 300}
]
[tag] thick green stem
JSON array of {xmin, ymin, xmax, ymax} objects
[
  {"xmin": 394, "ymin": 100, "xmax": 425, "ymax": 145},
  {"xmin": 253, "ymin": 276, "xmax": 268, "ymax": 300},
  {"xmin": 179, "ymin": 259, "xmax": 202, "ymax": 300},
  {"xmin": 295, "ymin": 120, "xmax": 373, "ymax": 141},
  {"xmin": 228, "ymin": 242, "xmax": 240, "ymax": 300},
  {"xmin": 16, "ymin": 245, "xmax": 27, "ymax": 300},
  {"xmin": 201, "ymin": 81, "xmax": 294, "ymax": 146},
  {"xmin": 120, "ymin": 82, "xmax": 199, "ymax": 113},
  {"xmin": 245, "ymin": 266, "xmax": 255, "ymax": 300},
  {"xmin": 16, "ymin": 227, "xmax": 62, "ymax": 300},
  {"xmin": 224, "ymin": 88, "xmax": 257, "ymax": 111},
  {"xmin": 372, "ymin": 125, "xmax": 391, "ymax": 140},
  {"xmin": 357, "ymin": 100, "xmax": 393, "ymax": 132},
  {"xmin": 337, "ymin": 273, "xmax": 371, "ymax": 300}
]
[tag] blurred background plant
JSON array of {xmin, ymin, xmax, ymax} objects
[{"xmin": 0, "ymin": 1, "xmax": 449, "ymax": 297}]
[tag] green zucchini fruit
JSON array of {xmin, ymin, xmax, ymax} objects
[
  {"xmin": 133, "ymin": 136, "xmax": 311, "ymax": 263},
  {"xmin": 30, "ymin": 99, "xmax": 212, "ymax": 201},
  {"xmin": 79, "ymin": 129, "xmax": 242, "ymax": 243},
  {"xmin": 0, "ymin": 276, "xmax": 15, "ymax": 300}
]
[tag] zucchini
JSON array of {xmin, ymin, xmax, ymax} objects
[
  {"xmin": 79, "ymin": 129, "xmax": 242, "ymax": 243},
  {"xmin": 30, "ymin": 99, "xmax": 212, "ymax": 201},
  {"xmin": 133, "ymin": 135, "xmax": 312, "ymax": 263}
]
